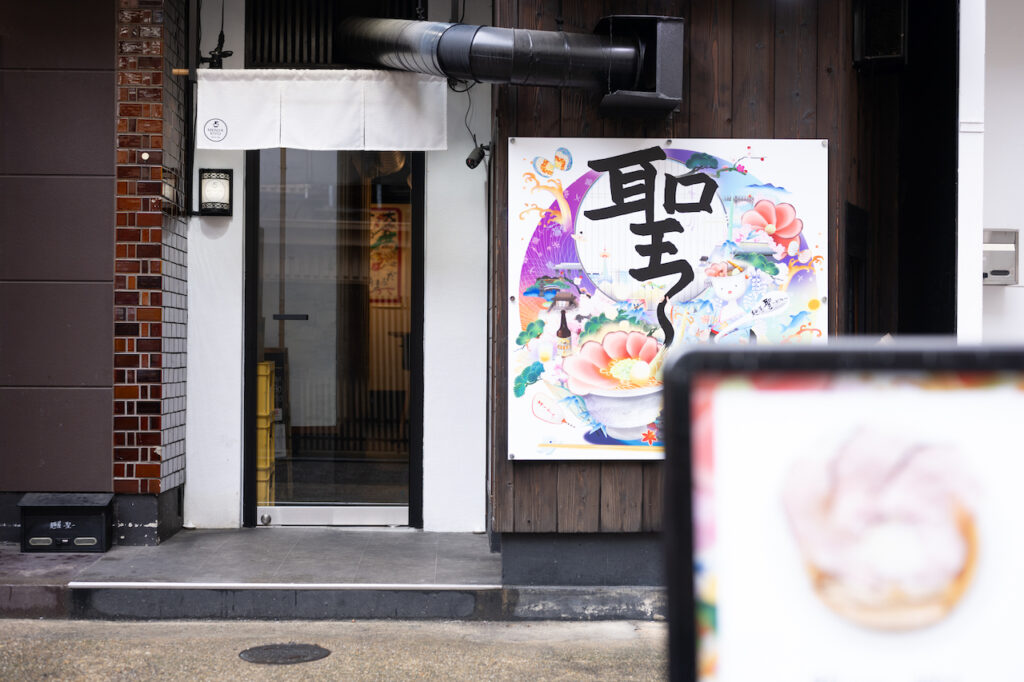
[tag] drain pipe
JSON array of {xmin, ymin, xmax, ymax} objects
[{"xmin": 336, "ymin": 16, "xmax": 683, "ymax": 113}]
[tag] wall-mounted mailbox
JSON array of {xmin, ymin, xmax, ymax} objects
[
  {"xmin": 18, "ymin": 493, "xmax": 114, "ymax": 553},
  {"xmin": 983, "ymin": 229, "xmax": 1018, "ymax": 286}
]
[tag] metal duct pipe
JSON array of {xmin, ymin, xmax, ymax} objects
[{"xmin": 337, "ymin": 17, "xmax": 642, "ymax": 91}]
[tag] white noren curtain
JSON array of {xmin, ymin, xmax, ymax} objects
[{"xmin": 196, "ymin": 69, "xmax": 447, "ymax": 151}]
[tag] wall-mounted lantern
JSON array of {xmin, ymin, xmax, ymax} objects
[{"xmin": 198, "ymin": 168, "xmax": 232, "ymax": 216}]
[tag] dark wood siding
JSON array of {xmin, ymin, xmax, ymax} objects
[
  {"xmin": 245, "ymin": 0, "xmax": 421, "ymax": 68},
  {"xmin": 489, "ymin": 0, "xmax": 868, "ymax": 533}
]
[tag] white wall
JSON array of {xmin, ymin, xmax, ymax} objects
[
  {"xmin": 185, "ymin": 0, "xmax": 490, "ymax": 530},
  {"xmin": 958, "ymin": 0, "xmax": 985, "ymax": 342},
  {"xmin": 422, "ymin": 2, "xmax": 491, "ymax": 532},
  {"xmin": 981, "ymin": 0, "xmax": 1024, "ymax": 341},
  {"xmin": 184, "ymin": 150, "xmax": 246, "ymax": 528},
  {"xmin": 183, "ymin": 0, "xmax": 246, "ymax": 528}
]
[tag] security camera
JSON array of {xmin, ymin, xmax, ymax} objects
[{"xmin": 466, "ymin": 143, "xmax": 489, "ymax": 169}]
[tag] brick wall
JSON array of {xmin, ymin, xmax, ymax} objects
[{"xmin": 114, "ymin": 0, "xmax": 188, "ymax": 496}]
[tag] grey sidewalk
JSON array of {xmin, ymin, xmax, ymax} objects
[
  {"xmin": 0, "ymin": 528, "xmax": 665, "ymax": 620},
  {"xmin": 0, "ymin": 618, "xmax": 668, "ymax": 681},
  {"xmin": 69, "ymin": 527, "xmax": 501, "ymax": 586}
]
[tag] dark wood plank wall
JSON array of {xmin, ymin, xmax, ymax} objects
[{"xmin": 489, "ymin": 0, "xmax": 860, "ymax": 533}]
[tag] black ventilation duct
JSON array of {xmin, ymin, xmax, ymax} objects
[{"xmin": 336, "ymin": 16, "xmax": 684, "ymax": 114}]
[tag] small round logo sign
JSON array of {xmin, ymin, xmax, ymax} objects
[{"xmin": 204, "ymin": 118, "xmax": 228, "ymax": 142}]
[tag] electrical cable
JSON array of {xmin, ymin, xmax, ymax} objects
[
  {"xmin": 187, "ymin": 0, "xmax": 203, "ymax": 216},
  {"xmin": 459, "ymin": 79, "xmax": 490, "ymax": 173},
  {"xmin": 463, "ymin": 82, "xmax": 477, "ymax": 149},
  {"xmin": 447, "ymin": 77, "xmax": 474, "ymax": 93}
]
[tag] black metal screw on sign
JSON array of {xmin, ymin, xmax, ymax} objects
[{"xmin": 239, "ymin": 643, "xmax": 331, "ymax": 665}]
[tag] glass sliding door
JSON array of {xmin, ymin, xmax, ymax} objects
[{"xmin": 253, "ymin": 149, "xmax": 415, "ymax": 525}]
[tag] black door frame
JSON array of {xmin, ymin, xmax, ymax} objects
[{"xmin": 241, "ymin": 150, "xmax": 425, "ymax": 528}]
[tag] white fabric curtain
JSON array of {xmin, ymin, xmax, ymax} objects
[{"xmin": 196, "ymin": 69, "xmax": 447, "ymax": 151}]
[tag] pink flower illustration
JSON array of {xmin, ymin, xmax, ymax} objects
[
  {"xmin": 741, "ymin": 199, "xmax": 804, "ymax": 256},
  {"xmin": 563, "ymin": 331, "xmax": 661, "ymax": 394}
]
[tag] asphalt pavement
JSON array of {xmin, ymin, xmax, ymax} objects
[{"xmin": 0, "ymin": 619, "xmax": 667, "ymax": 681}]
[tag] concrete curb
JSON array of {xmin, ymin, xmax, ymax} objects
[
  {"xmin": 1, "ymin": 584, "xmax": 71, "ymax": 618},
  {"xmin": 504, "ymin": 586, "xmax": 666, "ymax": 620},
  {"xmin": 1, "ymin": 583, "xmax": 666, "ymax": 621}
]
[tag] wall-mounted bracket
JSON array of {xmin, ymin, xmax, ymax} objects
[{"xmin": 594, "ymin": 16, "xmax": 684, "ymax": 115}]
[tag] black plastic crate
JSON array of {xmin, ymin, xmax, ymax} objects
[{"xmin": 18, "ymin": 493, "xmax": 114, "ymax": 553}]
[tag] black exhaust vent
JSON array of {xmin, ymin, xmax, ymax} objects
[{"xmin": 335, "ymin": 15, "xmax": 684, "ymax": 114}]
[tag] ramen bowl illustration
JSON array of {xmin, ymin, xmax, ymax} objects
[{"xmin": 563, "ymin": 330, "xmax": 663, "ymax": 441}]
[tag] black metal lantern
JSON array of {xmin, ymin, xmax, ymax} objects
[{"xmin": 198, "ymin": 168, "xmax": 233, "ymax": 216}]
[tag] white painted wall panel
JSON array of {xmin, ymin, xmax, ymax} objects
[
  {"xmin": 982, "ymin": 0, "xmax": 1024, "ymax": 341},
  {"xmin": 184, "ymin": 149, "xmax": 246, "ymax": 528},
  {"xmin": 421, "ymin": 1, "xmax": 491, "ymax": 532},
  {"xmin": 958, "ymin": 0, "xmax": 985, "ymax": 342},
  {"xmin": 183, "ymin": 0, "xmax": 245, "ymax": 528}
]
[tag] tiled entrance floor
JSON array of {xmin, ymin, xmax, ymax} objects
[{"xmin": 67, "ymin": 528, "xmax": 501, "ymax": 587}]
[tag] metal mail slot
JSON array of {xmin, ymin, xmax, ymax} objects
[
  {"xmin": 983, "ymin": 229, "xmax": 1018, "ymax": 286},
  {"xmin": 18, "ymin": 493, "xmax": 114, "ymax": 553}
]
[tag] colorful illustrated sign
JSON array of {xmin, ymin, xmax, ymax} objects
[
  {"xmin": 369, "ymin": 205, "xmax": 403, "ymax": 304},
  {"xmin": 507, "ymin": 138, "xmax": 828, "ymax": 460}
]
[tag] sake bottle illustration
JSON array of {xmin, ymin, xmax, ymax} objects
[{"xmin": 556, "ymin": 309, "xmax": 572, "ymax": 357}]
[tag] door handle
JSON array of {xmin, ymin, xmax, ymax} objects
[{"xmin": 272, "ymin": 314, "xmax": 309, "ymax": 321}]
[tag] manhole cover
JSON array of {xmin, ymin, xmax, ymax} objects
[{"xmin": 239, "ymin": 643, "xmax": 331, "ymax": 665}]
